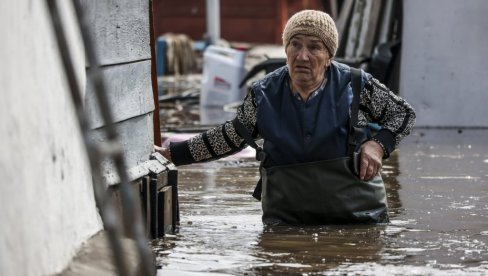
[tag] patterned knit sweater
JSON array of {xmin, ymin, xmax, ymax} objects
[{"xmin": 169, "ymin": 76, "xmax": 416, "ymax": 166}]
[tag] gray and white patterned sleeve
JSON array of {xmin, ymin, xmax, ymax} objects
[
  {"xmin": 169, "ymin": 90, "xmax": 259, "ymax": 166},
  {"xmin": 359, "ymin": 77, "xmax": 416, "ymax": 156}
]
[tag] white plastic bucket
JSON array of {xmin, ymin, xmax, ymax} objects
[{"xmin": 200, "ymin": 45, "xmax": 247, "ymax": 108}]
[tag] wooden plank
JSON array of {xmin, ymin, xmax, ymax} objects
[
  {"xmin": 85, "ymin": 60, "xmax": 153, "ymax": 129},
  {"xmin": 89, "ymin": 114, "xmax": 155, "ymax": 186},
  {"xmin": 149, "ymin": 178, "xmax": 158, "ymax": 238},
  {"xmin": 156, "ymin": 170, "xmax": 169, "ymax": 189},
  {"xmin": 157, "ymin": 185, "xmax": 173, "ymax": 236},
  {"xmin": 109, "ymin": 179, "xmax": 144, "ymax": 238},
  {"xmin": 356, "ymin": 0, "xmax": 383, "ymax": 58},
  {"xmin": 79, "ymin": 0, "xmax": 150, "ymax": 65}
]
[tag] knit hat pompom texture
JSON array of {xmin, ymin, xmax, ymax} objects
[{"xmin": 282, "ymin": 10, "xmax": 339, "ymax": 57}]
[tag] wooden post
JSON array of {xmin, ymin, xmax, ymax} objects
[
  {"xmin": 140, "ymin": 176, "xmax": 152, "ymax": 237},
  {"xmin": 276, "ymin": 0, "xmax": 288, "ymax": 45},
  {"xmin": 168, "ymin": 166, "xmax": 179, "ymax": 230},
  {"xmin": 149, "ymin": 178, "xmax": 158, "ymax": 238},
  {"xmin": 158, "ymin": 186, "xmax": 173, "ymax": 236}
]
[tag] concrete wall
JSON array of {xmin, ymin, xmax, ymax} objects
[
  {"xmin": 0, "ymin": 0, "xmax": 154, "ymax": 274},
  {"xmin": 400, "ymin": 0, "xmax": 488, "ymax": 127},
  {"xmin": 0, "ymin": 1, "xmax": 102, "ymax": 275}
]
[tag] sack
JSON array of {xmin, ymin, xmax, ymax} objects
[{"xmin": 260, "ymin": 157, "xmax": 389, "ymax": 225}]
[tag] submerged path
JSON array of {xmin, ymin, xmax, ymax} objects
[{"xmin": 154, "ymin": 129, "xmax": 488, "ymax": 275}]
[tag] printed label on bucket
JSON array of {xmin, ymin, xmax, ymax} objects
[{"xmin": 214, "ymin": 77, "xmax": 231, "ymax": 91}]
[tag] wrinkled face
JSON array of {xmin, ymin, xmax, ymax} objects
[{"xmin": 286, "ymin": 35, "xmax": 331, "ymax": 88}]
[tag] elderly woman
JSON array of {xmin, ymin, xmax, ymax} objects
[{"xmin": 156, "ymin": 10, "xmax": 415, "ymax": 225}]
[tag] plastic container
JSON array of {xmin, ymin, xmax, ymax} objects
[
  {"xmin": 200, "ymin": 46, "xmax": 247, "ymax": 108},
  {"xmin": 156, "ymin": 37, "xmax": 167, "ymax": 77}
]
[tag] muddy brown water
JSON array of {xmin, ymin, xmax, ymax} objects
[{"xmin": 153, "ymin": 129, "xmax": 488, "ymax": 275}]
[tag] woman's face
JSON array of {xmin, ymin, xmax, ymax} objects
[{"xmin": 286, "ymin": 35, "xmax": 331, "ymax": 88}]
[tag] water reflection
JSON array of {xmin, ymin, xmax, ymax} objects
[
  {"xmin": 252, "ymin": 224, "xmax": 386, "ymax": 274},
  {"xmin": 154, "ymin": 129, "xmax": 488, "ymax": 275},
  {"xmin": 382, "ymin": 152, "xmax": 403, "ymax": 217}
]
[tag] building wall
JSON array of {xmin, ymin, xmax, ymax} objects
[
  {"xmin": 81, "ymin": 0, "xmax": 155, "ymax": 185},
  {"xmin": 152, "ymin": 0, "xmax": 324, "ymax": 44},
  {"xmin": 0, "ymin": 0, "xmax": 155, "ymax": 274},
  {"xmin": 0, "ymin": 1, "xmax": 102, "ymax": 275},
  {"xmin": 400, "ymin": 0, "xmax": 488, "ymax": 127}
]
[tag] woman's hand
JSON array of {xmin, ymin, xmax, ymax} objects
[
  {"xmin": 359, "ymin": 140, "xmax": 384, "ymax": 181},
  {"xmin": 154, "ymin": 145, "xmax": 172, "ymax": 162}
]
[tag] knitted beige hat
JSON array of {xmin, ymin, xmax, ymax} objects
[{"xmin": 282, "ymin": 10, "xmax": 339, "ymax": 57}]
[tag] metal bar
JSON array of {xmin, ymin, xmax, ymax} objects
[{"xmin": 44, "ymin": 1, "xmax": 129, "ymax": 275}]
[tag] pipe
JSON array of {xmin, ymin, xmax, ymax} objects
[{"xmin": 206, "ymin": 0, "xmax": 220, "ymax": 44}]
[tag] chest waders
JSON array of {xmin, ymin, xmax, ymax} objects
[{"xmin": 234, "ymin": 68, "xmax": 389, "ymax": 225}]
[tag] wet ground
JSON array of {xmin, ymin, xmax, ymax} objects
[{"xmin": 152, "ymin": 128, "xmax": 488, "ymax": 275}]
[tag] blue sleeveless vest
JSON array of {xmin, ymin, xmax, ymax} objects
[{"xmin": 253, "ymin": 61, "xmax": 365, "ymax": 167}]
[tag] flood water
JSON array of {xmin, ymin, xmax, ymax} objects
[{"xmin": 153, "ymin": 128, "xmax": 488, "ymax": 275}]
